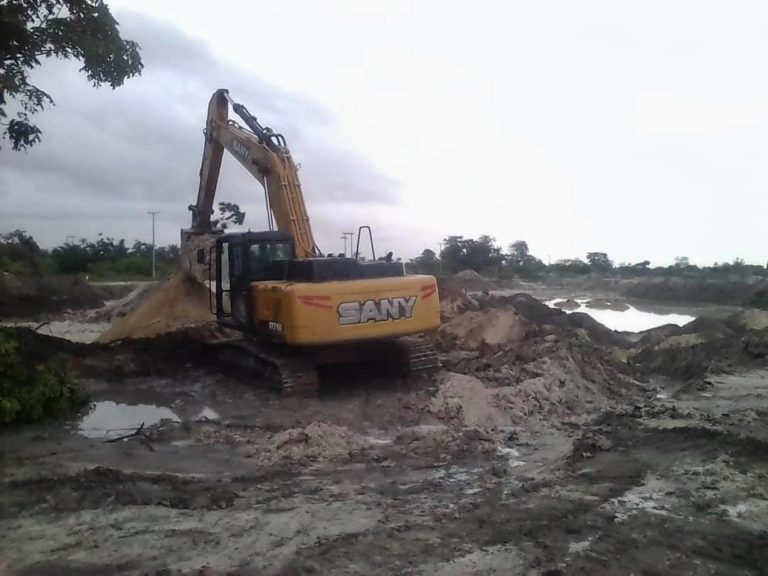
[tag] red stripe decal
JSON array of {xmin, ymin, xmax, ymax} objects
[
  {"xmin": 300, "ymin": 301, "xmax": 332, "ymax": 310},
  {"xmin": 298, "ymin": 295, "xmax": 333, "ymax": 309},
  {"xmin": 420, "ymin": 286, "xmax": 437, "ymax": 299}
]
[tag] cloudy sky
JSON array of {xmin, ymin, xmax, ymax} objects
[{"xmin": 2, "ymin": 1, "xmax": 767, "ymax": 265}]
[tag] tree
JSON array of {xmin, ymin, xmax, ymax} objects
[
  {"xmin": 0, "ymin": 229, "xmax": 41, "ymax": 274},
  {"xmin": 0, "ymin": 0, "xmax": 143, "ymax": 150},
  {"xmin": 550, "ymin": 258, "xmax": 591, "ymax": 275},
  {"xmin": 586, "ymin": 252, "xmax": 613, "ymax": 271},
  {"xmin": 440, "ymin": 235, "xmax": 502, "ymax": 273},
  {"xmin": 418, "ymin": 248, "xmax": 437, "ymax": 263},
  {"xmin": 213, "ymin": 202, "xmax": 246, "ymax": 230},
  {"xmin": 507, "ymin": 240, "xmax": 529, "ymax": 265}
]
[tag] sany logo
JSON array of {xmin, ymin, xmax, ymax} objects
[
  {"xmin": 338, "ymin": 296, "xmax": 417, "ymax": 325},
  {"xmin": 232, "ymin": 139, "xmax": 250, "ymax": 161}
]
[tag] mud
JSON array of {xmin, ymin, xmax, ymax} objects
[{"xmin": 2, "ymin": 290, "xmax": 768, "ymax": 574}]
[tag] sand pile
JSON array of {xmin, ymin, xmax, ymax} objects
[
  {"xmin": 431, "ymin": 357, "xmax": 632, "ymax": 428},
  {"xmin": 453, "ymin": 269, "xmax": 484, "ymax": 282},
  {"xmin": 440, "ymin": 309, "xmax": 525, "ymax": 349},
  {"xmin": 98, "ymin": 274, "xmax": 214, "ymax": 343},
  {"xmin": 251, "ymin": 422, "xmax": 368, "ymax": 466},
  {"xmin": 553, "ymin": 298, "xmax": 580, "ymax": 311},
  {"xmin": 429, "ymin": 373, "xmax": 517, "ymax": 428}
]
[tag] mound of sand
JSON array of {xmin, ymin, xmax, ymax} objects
[
  {"xmin": 429, "ymin": 373, "xmax": 514, "ymax": 428},
  {"xmin": 554, "ymin": 298, "xmax": 581, "ymax": 311},
  {"xmin": 440, "ymin": 309, "xmax": 525, "ymax": 349},
  {"xmin": 432, "ymin": 351, "xmax": 635, "ymax": 429},
  {"xmin": 251, "ymin": 422, "xmax": 367, "ymax": 466},
  {"xmin": 453, "ymin": 269, "xmax": 484, "ymax": 282},
  {"xmin": 98, "ymin": 274, "xmax": 214, "ymax": 343}
]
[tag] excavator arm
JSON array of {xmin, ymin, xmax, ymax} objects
[{"xmin": 189, "ymin": 89, "xmax": 320, "ymax": 259}]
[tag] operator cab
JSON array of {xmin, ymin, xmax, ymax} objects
[{"xmin": 215, "ymin": 231, "xmax": 295, "ymax": 327}]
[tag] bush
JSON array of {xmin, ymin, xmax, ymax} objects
[
  {"xmin": 0, "ymin": 329, "xmax": 87, "ymax": 424},
  {"xmin": 746, "ymin": 288, "xmax": 768, "ymax": 310}
]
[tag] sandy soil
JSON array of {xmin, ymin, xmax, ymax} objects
[
  {"xmin": 2, "ymin": 288, "xmax": 767, "ymax": 574},
  {"xmin": 2, "ymin": 364, "xmax": 767, "ymax": 575}
]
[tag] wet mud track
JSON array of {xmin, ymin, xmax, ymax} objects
[{"xmin": 2, "ymin": 368, "xmax": 768, "ymax": 575}]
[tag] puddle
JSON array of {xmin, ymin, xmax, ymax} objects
[
  {"xmin": 79, "ymin": 401, "xmax": 180, "ymax": 439},
  {"xmin": 546, "ymin": 299, "xmax": 695, "ymax": 332}
]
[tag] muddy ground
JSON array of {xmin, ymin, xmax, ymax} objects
[{"xmin": 2, "ymin": 291, "xmax": 768, "ymax": 575}]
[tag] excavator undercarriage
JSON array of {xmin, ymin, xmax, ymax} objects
[{"xmin": 209, "ymin": 332, "xmax": 439, "ymax": 395}]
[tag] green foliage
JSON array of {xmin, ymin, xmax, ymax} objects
[
  {"xmin": 440, "ymin": 235, "xmax": 503, "ymax": 274},
  {"xmin": 0, "ymin": 231, "xmax": 180, "ymax": 280},
  {"xmin": 409, "ymin": 248, "xmax": 440, "ymax": 275},
  {"xmin": 0, "ymin": 0, "xmax": 143, "ymax": 150},
  {"xmin": 420, "ymin": 236, "xmax": 767, "ymax": 286},
  {"xmin": 747, "ymin": 288, "xmax": 768, "ymax": 310},
  {"xmin": 586, "ymin": 252, "xmax": 613, "ymax": 271},
  {"xmin": 0, "ymin": 229, "xmax": 42, "ymax": 274},
  {"xmin": 550, "ymin": 258, "xmax": 591, "ymax": 275},
  {"xmin": 0, "ymin": 329, "xmax": 86, "ymax": 424},
  {"xmin": 212, "ymin": 202, "xmax": 246, "ymax": 230}
]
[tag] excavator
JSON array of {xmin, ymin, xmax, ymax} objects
[{"xmin": 181, "ymin": 89, "xmax": 441, "ymax": 394}]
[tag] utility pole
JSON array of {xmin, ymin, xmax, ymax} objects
[
  {"xmin": 340, "ymin": 234, "xmax": 347, "ymax": 257},
  {"xmin": 148, "ymin": 211, "xmax": 160, "ymax": 279}
]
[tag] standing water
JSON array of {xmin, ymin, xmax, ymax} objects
[{"xmin": 547, "ymin": 299, "xmax": 695, "ymax": 332}]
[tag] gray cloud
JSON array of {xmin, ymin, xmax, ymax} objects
[{"xmin": 0, "ymin": 11, "xmax": 400, "ymax": 248}]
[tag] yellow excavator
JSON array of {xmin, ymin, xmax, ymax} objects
[{"xmin": 181, "ymin": 89, "xmax": 440, "ymax": 393}]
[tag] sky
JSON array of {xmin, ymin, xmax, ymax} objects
[{"xmin": 1, "ymin": 0, "xmax": 767, "ymax": 266}]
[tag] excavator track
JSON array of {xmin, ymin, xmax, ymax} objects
[
  {"xmin": 207, "ymin": 332, "xmax": 439, "ymax": 396},
  {"xmin": 208, "ymin": 335, "xmax": 320, "ymax": 396},
  {"xmin": 399, "ymin": 335, "xmax": 440, "ymax": 373}
]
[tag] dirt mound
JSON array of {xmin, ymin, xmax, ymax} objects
[
  {"xmin": 454, "ymin": 269, "xmax": 484, "ymax": 282},
  {"xmin": 0, "ymin": 273, "xmax": 104, "ymax": 318},
  {"xmin": 98, "ymin": 274, "xmax": 215, "ymax": 343},
  {"xmin": 554, "ymin": 298, "xmax": 580, "ymax": 311},
  {"xmin": 632, "ymin": 327, "xmax": 768, "ymax": 381},
  {"xmin": 256, "ymin": 421, "xmax": 366, "ymax": 465},
  {"xmin": 437, "ymin": 278, "xmax": 479, "ymax": 320},
  {"xmin": 429, "ymin": 373, "xmax": 514, "ymax": 428},
  {"xmin": 431, "ymin": 350, "xmax": 636, "ymax": 428},
  {"xmin": 478, "ymin": 293, "xmax": 630, "ymax": 348},
  {"xmin": 737, "ymin": 309, "xmax": 768, "ymax": 330},
  {"xmin": 440, "ymin": 309, "xmax": 525, "ymax": 349}
]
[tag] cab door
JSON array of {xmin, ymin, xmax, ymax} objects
[{"xmin": 216, "ymin": 238, "xmax": 251, "ymax": 328}]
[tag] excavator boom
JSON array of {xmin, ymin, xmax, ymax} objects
[{"xmin": 189, "ymin": 89, "xmax": 318, "ymax": 259}]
